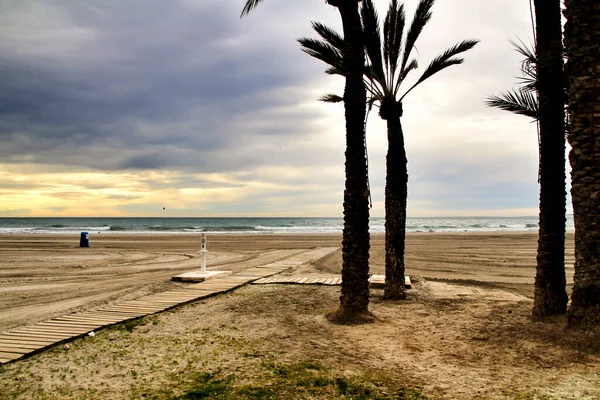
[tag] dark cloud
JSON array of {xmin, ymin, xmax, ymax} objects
[{"xmin": 0, "ymin": 0, "xmax": 332, "ymax": 173}]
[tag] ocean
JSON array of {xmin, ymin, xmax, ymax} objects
[{"xmin": 0, "ymin": 216, "xmax": 574, "ymax": 235}]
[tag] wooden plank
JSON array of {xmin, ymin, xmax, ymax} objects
[
  {"xmin": 0, "ymin": 347, "xmax": 27, "ymax": 355},
  {"xmin": 70, "ymin": 313, "xmax": 135, "ymax": 321},
  {"xmin": 109, "ymin": 303, "xmax": 166, "ymax": 309},
  {"xmin": 97, "ymin": 310, "xmax": 147, "ymax": 316},
  {"xmin": 126, "ymin": 300, "xmax": 183, "ymax": 305},
  {"xmin": 0, "ymin": 336, "xmax": 57, "ymax": 344},
  {"xmin": 103, "ymin": 307, "xmax": 165, "ymax": 313},
  {"xmin": 0, "ymin": 351, "xmax": 22, "ymax": 360},
  {"xmin": 0, "ymin": 335, "xmax": 58, "ymax": 344},
  {"xmin": 1, "ymin": 331, "xmax": 70, "ymax": 340},
  {"xmin": 102, "ymin": 307, "xmax": 163, "ymax": 313},
  {"xmin": 20, "ymin": 325, "xmax": 90, "ymax": 334},
  {"xmin": 43, "ymin": 321, "xmax": 102, "ymax": 328},
  {"xmin": 26, "ymin": 326, "xmax": 90, "ymax": 335},
  {"xmin": 41, "ymin": 321, "xmax": 102, "ymax": 329},
  {"xmin": 55, "ymin": 316, "xmax": 125, "ymax": 324},
  {"xmin": 196, "ymin": 282, "xmax": 240, "ymax": 286},
  {"xmin": 0, "ymin": 341, "xmax": 43, "ymax": 350},
  {"xmin": 0, "ymin": 342, "xmax": 41, "ymax": 351}
]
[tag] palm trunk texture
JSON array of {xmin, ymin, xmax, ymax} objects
[
  {"xmin": 564, "ymin": 0, "xmax": 600, "ymax": 328},
  {"xmin": 336, "ymin": 1, "xmax": 371, "ymax": 317},
  {"xmin": 382, "ymin": 100, "xmax": 407, "ymax": 300},
  {"xmin": 531, "ymin": 0, "xmax": 568, "ymax": 318}
]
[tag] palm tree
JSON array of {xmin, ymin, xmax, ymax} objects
[
  {"xmin": 487, "ymin": 0, "xmax": 569, "ymax": 319},
  {"xmin": 242, "ymin": 0, "xmax": 372, "ymax": 322},
  {"xmin": 300, "ymin": 0, "xmax": 478, "ymax": 300},
  {"xmin": 564, "ymin": 0, "xmax": 600, "ymax": 328}
]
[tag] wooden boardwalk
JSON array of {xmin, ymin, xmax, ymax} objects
[
  {"xmin": 252, "ymin": 275, "xmax": 411, "ymax": 288},
  {"xmin": 0, "ymin": 247, "xmax": 338, "ymax": 365},
  {"xmin": 253, "ymin": 276, "xmax": 342, "ymax": 285}
]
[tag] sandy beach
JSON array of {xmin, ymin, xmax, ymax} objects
[
  {"xmin": 0, "ymin": 231, "xmax": 574, "ymax": 331},
  {"xmin": 1, "ymin": 231, "xmax": 598, "ymax": 400}
]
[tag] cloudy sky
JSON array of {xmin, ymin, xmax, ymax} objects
[{"xmin": 0, "ymin": 0, "xmax": 562, "ymax": 217}]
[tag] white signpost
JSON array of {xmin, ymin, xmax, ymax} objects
[{"xmin": 200, "ymin": 233, "xmax": 208, "ymax": 272}]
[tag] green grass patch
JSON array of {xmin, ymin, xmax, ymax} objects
[{"xmin": 167, "ymin": 361, "xmax": 430, "ymax": 400}]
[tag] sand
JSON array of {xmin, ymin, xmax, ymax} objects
[{"xmin": 0, "ymin": 231, "xmax": 598, "ymax": 399}]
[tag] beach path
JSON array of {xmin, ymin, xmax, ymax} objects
[{"xmin": 0, "ymin": 247, "xmax": 338, "ymax": 364}]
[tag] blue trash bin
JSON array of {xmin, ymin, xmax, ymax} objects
[{"xmin": 80, "ymin": 232, "xmax": 89, "ymax": 247}]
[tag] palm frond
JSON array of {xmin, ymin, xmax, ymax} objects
[
  {"xmin": 400, "ymin": 0, "xmax": 434, "ymax": 74},
  {"xmin": 394, "ymin": 58, "xmax": 418, "ymax": 95},
  {"xmin": 383, "ymin": 0, "xmax": 405, "ymax": 87},
  {"xmin": 509, "ymin": 38, "xmax": 536, "ymax": 73},
  {"xmin": 312, "ymin": 22, "xmax": 344, "ymax": 52},
  {"xmin": 361, "ymin": 0, "xmax": 386, "ymax": 87},
  {"xmin": 485, "ymin": 89, "xmax": 538, "ymax": 119},
  {"xmin": 241, "ymin": 0, "xmax": 265, "ymax": 17},
  {"xmin": 319, "ymin": 94, "xmax": 344, "ymax": 103},
  {"xmin": 325, "ymin": 66, "xmax": 345, "ymax": 76},
  {"xmin": 515, "ymin": 75, "xmax": 537, "ymax": 93},
  {"xmin": 400, "ymin": 39, "xmax": 479, "ymax": 100},
  {"xmin": 297, "ymin": 37, "xmax": 343, "ymax": 72},
  {"xmin": 364, "ymin": 65, "xmax": 386, "ymax": 99}
]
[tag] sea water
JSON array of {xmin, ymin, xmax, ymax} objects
[{"xmin": 0, "ymin": 216, "xmax": 574, "ymax": 234}]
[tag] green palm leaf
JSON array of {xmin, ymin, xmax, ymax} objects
[
  {"xmin": 400, "ymin": 0, "xmax": 434, "ymax": 74},
  {"xmin": 241, "ymin": 0, "xmax": 265, "ymax": 17},
  {"xmin": 320, "ymin": 94, "xmax": 344, "ymax": 103},
  {"xmin": 509, "ymin": 39, "xmax": 537, "ymax": 93},
  {"xmin": 485, "ymin": 89, "xmax": 538, "ymax": 119},
  {"xmin": 361, "ymin": 0, "xmax": 386, "ymax": 87},
  {"xmin": 383, "ymin": 0, "xmax": 405, "ymax": 87},
  {"xmin": 312, "ymin": 22, "xmax": 344, "ymax": 52},
  {"xmin": 400, "ymin": 39, "xmax": 479, "ymax": 100},
  {"xmin": 298, "ymin": 37, "xmax": 344, "ymax": 74},
  {"xmin": 395, "ymin": 58, "xmax": 418, "ymax": 95}
]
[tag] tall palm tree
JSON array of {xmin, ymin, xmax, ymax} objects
[
  {"xmin": 564, "ymin": 0, "xmax": 600, "ymax": 328},
  {"xmin": 242, "ymin": 0, "xmax": 372, "ymax": 321},
  {"xmin": 300, "ymin": 0, "xmax": 478, "ymax": 300},
  {"xmin": 531, "ymin": 0, "xmax": 568, "ymax": 318},
  {"xmin": 487, "ymin": 0, "xmax": 569, "ymax": 319}
]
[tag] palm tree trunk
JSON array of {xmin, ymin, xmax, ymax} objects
[
  {"xmin": 331, "ymin": 1, "xmax": 371, "ymax": 320},
  {"xmin": 383, "ymin": 103, "xmax": 407, "ymax": 300},
  {"xmin": 531, "ymin": 0, "xmax": 568, "ymax": 318},
  {"xmin": 564, "ymin": 0, "xmax": 600, "ymax": 328}
]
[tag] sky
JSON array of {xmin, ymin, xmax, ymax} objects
[{"xmin": 0, "ymin": 0, "xmax": 567, "ymax": 217}]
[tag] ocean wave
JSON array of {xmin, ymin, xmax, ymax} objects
[
  {"xmin": 525, "ymin": 223, "xmax": 537, "ymax": 228},
  {"xmin": 147, "ymin": 225, "xmax": 203, "ymax": 231},
  {"xmin": 36, "ymin": 225, "xmax": 110, "ymax": 231},
  {"xmin": 208, "ymin": 226, "xmax": 258, "ymax": 232}
]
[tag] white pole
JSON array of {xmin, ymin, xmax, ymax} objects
[{"xmin": 200, "ymin": 233, "xmax": 208, "ymax": 272}]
